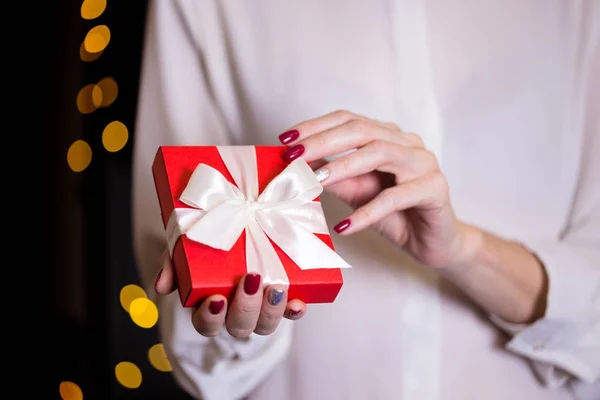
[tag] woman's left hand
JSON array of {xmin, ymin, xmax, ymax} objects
[{"xmin": 278, "ymin": 110, "xmax": 476, "ymax": 271}]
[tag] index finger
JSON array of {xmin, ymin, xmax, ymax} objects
[{"xmin": 278, "ymin": 110, "xmax": 362, "ymax": 145}]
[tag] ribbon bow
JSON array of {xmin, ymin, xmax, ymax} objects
[{"xmin": 166, "ymin": 146, "xmax": 351, "ymax": 286}]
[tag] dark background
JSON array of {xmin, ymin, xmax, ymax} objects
[{"xmin": 49, "ymin": 1, "xmax": 192, "ymax": 398}]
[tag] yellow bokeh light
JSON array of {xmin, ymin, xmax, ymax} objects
[
  {"xmin": 94, "ymin": 77, "xmax": 118, "ymax": 107},
  {"xmin": 148, "ymin": 344, "xmax": 173, "ymax": 372},
  {"xmin": 59, "ymin": 381, "xmax": 83, "ymax": 400},
  {"xmin": 81, "ymin": 0, "xmax": 107, "ymax": 20},
  {"xmin": 129, "ymin": 298, "xmax": 158, "ymax": 328},
  {"xmin": 77, "ymin": 84, "xmax": 101, "ymax": 114},
  {"xmin": 120, "ymin": 284, "xmax": 147, "ymax": 313},
  {"xmin": 92, "ymin": 86, "xmax": 103, "ymax": 107},
  {"xmin": 102, "ymin": 121, "xmax": 129, "ymax": 152},
  {"xmin": 84, "ymin": 25, "xmax": 111, "ymax": 53},
  {"xmin": 67, "ymin": 140, "xmax": 92, "ymax": 172},
  {"xmin": 80, "ymin": 40, "xmax": 103, "ymax": 62},
  {"xmin": 115, "ymin": 361, "xmax": 142, "ymax": 389}
]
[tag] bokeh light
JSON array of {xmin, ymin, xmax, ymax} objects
[
  {"xmin": 115, "ymin": 362, "xmax": 142, "ymax": 389},
  {"xmin": 84, "ymin": 25, "xmax": 111, "ymax": 53},
  {"xmin": 81, "ymin": 0, "xmax": 107, "ymax": 20},
  {"xmin": 148, "ymin": 344, "xmax": 173, "ymax": 372},
  {"xmin": 120, "ymin": 284, "xmax": 147, "ymax": 313},
  {"xmin": 94, "ymin": 77, "xmax": 118, "ymax": 107},
  {"xmin": 77, "ymin": 84, "xmax": 103, "ymax": 114},
  {"xmin": 102, "ymin": 121, "xmax": 129, "ymax": 152},
  {"xmin": 67, "ymin": 140, "xmax": 92, "ymax": 172},
  {"xmin": 129, "ymin": 298, "xmax": 158, "ymax": 328},
  {"xmin": 59, "ymin": 381, "xmax": 83, "ymax": 400},
  {"xmin": 67, "ymin": 1, "xmax": 156, "ymax": 393},
  {"xmin": 80, "ymin": 40, "xmax": 103, "ymax": 62}
]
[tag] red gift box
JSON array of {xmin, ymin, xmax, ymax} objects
[{"xmin": 152, "ymin": 145, "xmax": 349, "ymax": 307}]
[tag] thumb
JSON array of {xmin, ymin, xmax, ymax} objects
[{"xmin": 154, "ymin": 249, "xmax": 177, "ymax": 295}]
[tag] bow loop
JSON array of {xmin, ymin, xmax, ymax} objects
[
  {"xmin": 180, "ymin": 164, "xmax": 245, "ymax": 211},
  {"xmin": 257, "ymin": 159, "xmax": 324, "ymax": 210}
]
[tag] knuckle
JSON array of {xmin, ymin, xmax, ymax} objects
[
  {"xmin": 365, "ymin": 141, "xmax": 392, "ymax": 166},
  {"xmin": 236, "ymin": 303, "xmax": 261, "ymax": 317},
  {"xmin": 338, "ymin": 154, "xmax": 353, "ymax": 173},
  {"xmin": 333, "ymin": 109, "xmax": 353, "ymax": 120},
  {"xmin": 254, "ymin": 326, "xmax": 275, "ymax": 336},
  {"xmin": 254, "ymin": 315, "xmax": 280, "ymax": 335},
  {"xmin": 314, "ymin": 132, "xmax": 328, "ymax": 149},
  {"xmin": 199, "ymin": 329, "xmax": 220, "ymax": 338},
  {"xmin": 371, "ymin": 140, "xmax": 390, "ymax": 157},
  {"xmin": 429, "ymin": 172, "xmax": 449, "ymax": 196},
  {"xmin": 227, "ymin": 325, "xmax": 254, "ymax": 339},
  {"xmin": 356, "ymin": 204, "xmax": 375, "ymax": 224},
  {"xmin": 348, "ymin": 119, "xmax": 369, "ymax": 135},
  {"xmin": 420, "ymin": 149, "xmax": 440, "ymax": 170},
  {"xmin": 407, "ymin": 132, "xmax": 425, "ymax": 147},
  {"xmin": 380, "ymin": 187, "xmax": 400, "ymax": 208},
  {"xmin": 192, "ymin": 317, "xmax": 221, "ymax": 337},
  {"xmin": 261, "ymin": 311, "xmax": 282, "ymax": 325},
  {"xmin": 385, "ymin": 121, "xmax": 402, "ymax": 131}
]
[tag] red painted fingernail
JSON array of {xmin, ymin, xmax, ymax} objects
[
  {"xmin": 209, "ymin": 300, "xmax": 225, "ymax": 315},
  {"xmin": 334, "ymin": 219, "xmax": 351, "ymax": 233},
  {"xmin": 289, "ymin": 309, "xmax": 302, "ymax": 318},
  {"xmin": 154, "ymin": 269, "xmax": 163, "ymax": 293},
  {"xmin": 282, "ymin": 144, "xmax": 305, "ymax": 161},
  {"xmin": 278, "ymin": 129, "xmax": 299, "ymax": 145},
  {"xmin": 244, "ymin": 273, "xmax": 261, "ymax": 295}
]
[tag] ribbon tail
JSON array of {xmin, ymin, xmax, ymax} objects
[
  {"xmin": 245, "ymin": 218, "xmax": 290, "ymax": 287},
  {"xmin": 257, "ymin": 211, "xmax": 352, "ymax": 270}
]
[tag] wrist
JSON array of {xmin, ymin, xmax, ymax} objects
[
  {"xmin": 442, "ymin": 223, "xmax": 549, "ymax": 323},
  {"xmin": 444, "ymin": 222, "xmax": 485, "ymax": 279}
]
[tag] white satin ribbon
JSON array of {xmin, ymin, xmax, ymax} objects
[{"xmin": 165, "ymin": 146, "xmax": 351, "ymax": 286}]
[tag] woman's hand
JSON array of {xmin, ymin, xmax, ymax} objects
[
  {"xmin": 155, "ymin": 254, "xmax": 307, "ymax": 338},
  {"xmin": 279, "ymin": 110, "xmax": 477, "ymax": 271}
]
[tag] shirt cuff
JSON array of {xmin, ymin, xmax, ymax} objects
[{"xmin": 490, "ymin": 240, "xmax": 600, "ymax": 385}]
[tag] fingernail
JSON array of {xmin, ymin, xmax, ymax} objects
[
  {"xmin": 314, "ymin": 167, "xmax": 330, "ymax": 183},
  {"xmin": 334, "ymin": 219, "xmax": 351, "ymax": 233},
  {"xmin": 154, "ymin": 269, "xmax": 163, "ymax": 293},
  {"xmin": 244, "ymin": 273, "xmax": 261, "ymax": 295},
  {"xmin": 282, "ymin": 144, "xmax": 305, "ymax": 161},
  {"xmin": 279, "ymin": 129, "xmax": 299, "ymax": 145},
  {"xmin": 268, "ymin": 288, "xmax": 285, "ymax": 306},
  {"xmin": 288, "ymin": 309, "xmax": 302, "ymax": 318},
  {"xmin": 209, "ymin": 300, "xmax": 225, "ymax": 315}
]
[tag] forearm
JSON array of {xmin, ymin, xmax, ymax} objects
[{"xmin": 443, "ymin": 224, "xmax": 549, "ymax": 324}]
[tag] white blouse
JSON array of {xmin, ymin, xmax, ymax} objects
[{"xmin": 132, "ymin": 1, "xmax": 599, "ymax": 399}]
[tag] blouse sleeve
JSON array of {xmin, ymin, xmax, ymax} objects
[
  {"xmin": 132, "ymin": 1, "xmax": 293, "ymax": 399},
  {"xmin": 491, "ymin": 9, "xmax": 600, "ymax": 392}
]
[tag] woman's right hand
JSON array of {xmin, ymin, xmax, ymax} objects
[{"xmin": 154, "ymin": 253, "xmax": 307, "ymax": 338}]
